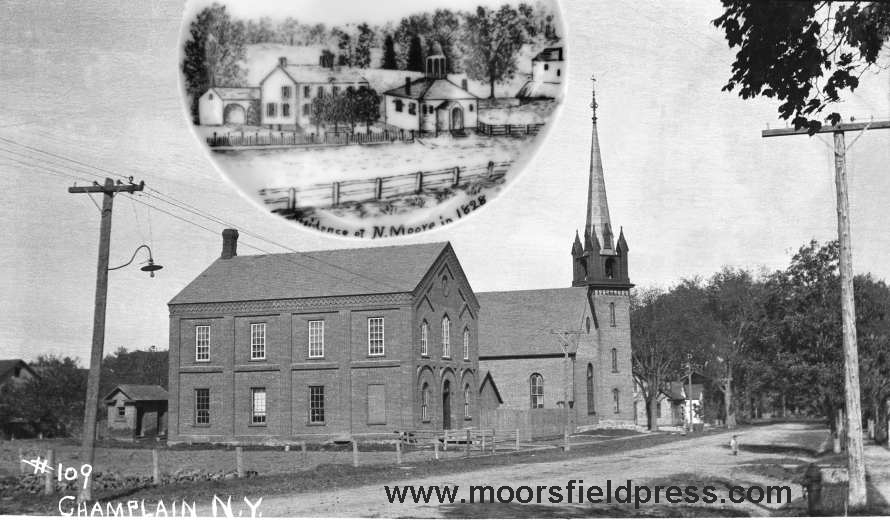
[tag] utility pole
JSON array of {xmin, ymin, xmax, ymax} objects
[
  {"xmin": 551, "ymin": 330, "xmax": 584, "ymax": 451},
  {"xmin": 686, "ymin": 353, "xmax": 693, "ymax": 433},
  {"xmin": 763, "ymin": 119, "xmax": 890, "ymax": 510},
  {"xmin": 68, "ymin": 177, "xmax": 144, "ymax": 501}
]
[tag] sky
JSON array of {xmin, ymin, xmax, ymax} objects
[{"xmin": 0, "ymin": 0, "xmax": 888, "ymax": 362}]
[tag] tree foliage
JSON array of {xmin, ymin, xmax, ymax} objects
[
  {"xmin": 462, "ymin": 5, "xmax": 528, "ymax": 99},
  {"xmin": 714, "ymin": 1, "xmax": 890, "ymax": 133},
  {"xmin": 0, "ymin": 356, "xmax": 87, "ymax": 438},
  {"xmin": 381, "ymin": 34, "xmax": 398, "ymax": 69}
]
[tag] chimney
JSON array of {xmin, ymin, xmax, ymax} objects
[
  {"xmin": 405, "ymin": 77, "xmax": 411, "ymax": 96},
  {"xmin": 221, "ymin": 229, "xmax": 239, "ymax": 259},
  {"xmin": 279, "ymin": 56, "xmax": 287, "ymax": 68},
  {"xmin": 461, "ymin": 78, "xmax": 468, "ymax": 91}
]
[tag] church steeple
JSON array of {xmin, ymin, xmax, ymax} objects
[
  {"xmin": 585, "ymin": 76, "xmax": 613, "ymax": 251},
  {"xmin": 572, "ymin": 76, "xmax": 632, "ymax": 290}
]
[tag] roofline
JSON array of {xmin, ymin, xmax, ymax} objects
[
  {"xmin": 412, "ymin": 243, "xmax": 480, "ymax": 311},
  {"xmin": 168, "ymin": 290, "xmax": 415, "ymax": 309},
  {"xmin": 384, "ymin": 78, "xmax": 479, "ymax": 101},
  {"xmin": 480, "ymin": 353, "xmax": 576, "ymax": 361},
  {"xmin": 480, "ymin": 371, "xmax": 503, "ymax": 404}
]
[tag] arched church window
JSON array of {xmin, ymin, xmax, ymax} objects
[
  {"xmin": 420, "ymin": 321, "xmax": 429, "ymax": 356},
  {"xmin": 605, "ymin": 258, "xmax": 616, "ymax": 279},
  {"xmin": 611, "ymin": 348, "xmax": 618, "ymax": 373},
  {"xmin": 421, "ymin": 383, "xmax": 430, "ymax": 422},
  {"xmin": 464, "ymin": 384, "xmax": 471, "ymax": 419},
  {"xmin": 442, "ymin": 316, "xmax": 451, "ymax": 358},
  {"xmin": 612, "ymin": 389, "xmax": 620, "ymax": 413},
  {"xmin": 530, "ymin": 374, "xmax": 544, "ymax": 409},
  {"xmin": 586, "ymin": 364, "xmax": 595, "ymax": 415}
]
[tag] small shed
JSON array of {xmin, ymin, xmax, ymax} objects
[{"xmin": 104, "ymin": 384, "xmax": 168, "ymax": 439}]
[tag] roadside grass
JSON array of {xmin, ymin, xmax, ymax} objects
[{"xmin": 1, "ymin": 429, "xmax": 732, "ymax": 515}]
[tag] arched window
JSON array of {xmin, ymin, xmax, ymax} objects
[
  {"xmin": 612, "ymin": 389, "xmax": 620, "ymax": 413},
  {"xmin": 605, "ymin": 258, "xmax": 616, "ymax": 279},
  {"xmin": 609, "ymin": 302, "xmax": 616, "ymax": 327},
  {"xmin": 420, "ymin": 321, "xmax": 429, "ymax": 356},
  {"xmin": 442, "ymin": 275, "xmax": 450, "ymax": 296},
  {"xmin": 421, "ymin": 383, "xmax": 430, "ymax": 422},
  {"xmin": 530, "ymin": 374, "xmax": 544, "ymax": 409},
  {"xmin": 442, "ymin": 316, "xmax": 451, "ymax": 358},
  {"xmin": 464, "ymin": 384, "xmax": 471, "ymax": 419},
  {"xmin": 611, "ymin": 348, "xmax": 618, "ymax": 373},
  {"xmin": 586, "ymin": 364, "xmax": 595, "ymax": 415},
  {"xmin": 462, "ymin": 328, "xmax": 470, "ymax": 360}
]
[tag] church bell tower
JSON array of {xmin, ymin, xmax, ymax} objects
[{"xmin": 572, "ymin": 78, "xmax": 631, "ymax": 290}]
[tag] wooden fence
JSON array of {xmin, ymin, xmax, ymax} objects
[
  {"xmin": 206, "ymin": 128, "xmax": 417, "ymax": 148},
  {"xmin": 261, "ymin": 160, "xmax": 512, "ymax": 211},
  {"xmin": 476, "ymin": 121, "xmax": 544, "ymax": 137}
]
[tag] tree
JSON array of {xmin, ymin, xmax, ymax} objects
[
  {"xmin": 407, "ymin": 35, "xmax": 425, "ymax": 72},
  {"xmin": 182, "ymin": 4, "xmax": 247, "ymax": 122},
  {"xmin": 354, "ymin": 23, "xmax": 375, "ymax": 69},
  {"xmin": 0, "ymin": 356, "xmax": 87, "ymax": 437},
  {"xmin": 310, "ymin": 93, "xmax": 331, "ymax": 135},
  {"xmin": 100, "ymin": 348, "xmax": 168, "ymax": 399},
  {"xmin": 335, "ymin": 28, "xmax": 353, "ymax": 67},
  {"xmin": 463, "ymin": 5, "xmax": 527, "ymax": 98},
  {"xmin": 429, "ymin": 9, "xmax": 462, "ymax": 73},
  {"xmin": 381, "ymin": 34, "xmax": 398, "ymax": 69},
  {"xmin": 713, "ymin": 1, "xmax": 890, "ymax": 133},
  {"xmin": 348, "ymin": 87, "xmax": 381, "ymax": 133}
]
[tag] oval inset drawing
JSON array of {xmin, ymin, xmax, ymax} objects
[{"xmin": 180, "ymin": 0, "xmax": 566, "ymax": 239}]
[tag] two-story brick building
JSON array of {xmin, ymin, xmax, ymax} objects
[{"xmin": 167, "ymin": 238, "xmax": 479, "ymax": 443}]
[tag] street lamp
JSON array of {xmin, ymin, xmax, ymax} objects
[{"xmin": 79, "ymin": 244, "xmax": 162, "ymax": 501}]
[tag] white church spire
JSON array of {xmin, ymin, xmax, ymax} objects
[{"xmin": 585, "ymin": 75, "xmax": 613, "ymax": 251}]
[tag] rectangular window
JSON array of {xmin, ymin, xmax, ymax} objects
[
  {"xmin": 463, "ymin": 329, "xmax": 470, "ymax": 360},
  {"xmin": 317, "ymin": 86, "xmax": 324, "ymax": 97},
  {"xmin": 195, "ymin": 325, "xmax": 210, "ymax": 361},
  {"xmin": 195, "ymin": 389, "xmax": 210, "ymax": 425},
  {"xmin": 332, "ymin": 86, "xmax": 340, "ymax": 96},
  {"xmin": 610, "ymin": 303, "xmax": 616, "ymax": 327},
  {"xmin": 303, "ymin": 103, "xmax": 310, "ymax": 116},
  {"xmin": 281, "ymin": 86, "xmax": 291, "ymax": 99},
  {"xmin": 408, "ymin": 102, "xmax": 416, "ymax": 115},
  {"xmin": 251, "ymin": 387, "xmax": 266, "ymax": 424},
  {"xmin": 420, "ymin": 322, "xmax": 428, "ymax": 356},
  {"xmin": 367, "ymin": 384, "xmax": 386, "ymax": 425},
  {"xmin": 282, "ymin": 103, "xmax": 290, "ymax": 117},
  {"xmin": 308, "ymin": 386, "xmax": 324, "ymax": 424},
  {"xmin": 250, "ymin": 323, "xmax": 266, "ymax": 360},
  {"xmin": 394, "ymin": 99, "xmax": 403, "ymax": 112},
  {"xmin": 308, "ymin": 320, "xmax": 324, "ymax": 358},
  {"xmin": 117, "ymin": 406, "xmax": 125, "ymax": 417},
  {"xmin": 611, "ymin": 348, "xmax": 619, "ymax": 373},
  {"xmin": 266, "ymin": 103, "xmax": 276, "ymax": 117},
  {"xmin": 368, "ymin": 317, "xmax": 384, "ymax": 356},
  {"xmin": 303, "ymin": 85, "xmax": 311, "ymax": 98}
]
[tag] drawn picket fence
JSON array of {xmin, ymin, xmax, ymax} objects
[
  {"xmin": 260, "ymin": 161, "xmax": 512, "ymax": 211},
  {"xmin": 206, "ymin": 128, "xmax": 418, "ymax": 148},
  {"xmin": 476, "ymin": 121, "xmax": 544, "ymax": 137}
]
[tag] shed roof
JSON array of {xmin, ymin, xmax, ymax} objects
[
  {"xmin": 169, "ymin": 242, "xmax": 452, "ymax": 305},
  {"xmin": 104, "ymin": 384, "xmax": 168, "ymax": 403},
  {"xmin": 210, "ymin": 87, "xmax": 260, "ymax": 101},
  {"xmin": 0, "ymin": 359, "xmax": 34, "ymax": 381},
  {"xmin": 477, "ymin": 287, "xmax": 591, "ymax": 357},
  {"xmin": 384, "ymin": 78, "xmax": 477, "ymax": 101},
  {"xmin": 532, "ymin": 47, "xmax": 564, "ymax": 62}
]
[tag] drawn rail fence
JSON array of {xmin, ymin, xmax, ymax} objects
[
  {"xmin": 261, "ymin": 161, "xmax": 511, "ymax": 211},
  {"xmin": 476, "ymin": 121, "xmax": 544, "ymax": 137},
  {"xmin": 206, "ymin": 129, "xmax": 418, "ymax": 148}
]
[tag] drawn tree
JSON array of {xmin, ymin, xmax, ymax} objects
[
  {"xmin": 713, "ymin": 1, "xmax": 890, "ymax": 133},
  {"xmin": 353, "ymin": 87, "xmax": 381, "ymax": 132},
  {"xmin": 429, "ymin": 9, "xmax": 462, "ymax": 73},
  {"xmin": 407, "ymin": 35, "xmax": 425, "ymax": 72},
  {"xmin": 182, "ymin": 4, "xmax": 247, "ymax": 122},
  {"xmin": 381, "ymin": 34, "xmax": 398, "ymax": 69},
  {"xmin": 309, "ymin": 94, "xmax": 330, "ymax": 135},
  {"xmin": 335, "ymin": 28, "xmax": 353, "ymax": 67},
  {"xmin": 463, "ymin": 5, "xmax": 527, "ymax": 99},
  {"xmin": 354, "ymin": 23, "xmax": 375, "ymax": 69}
]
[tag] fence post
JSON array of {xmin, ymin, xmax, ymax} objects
[
  {"xmin": 526, "ymin": 124, "xmax": 531, "ymax": 135},
  {"xmin": 235, "ymin": 446, "xmax": 244, "ymax": 478},
  {"xmin": 288, "ymin": 188, "xmax": 297, "ymax": 212},
  {"xmin": 375, "ymin": 178, "xmax": 383, "ymax": 200},
  {"xmin": 414, "ymin": 171, "xmax": 424, "ymax": 194},
  {"xmin": 212, "ymin": 132, "xmax": 217, "ymax": 146},
  {"xmin": 443, "ymin": 430, "xmax": 449, "ymax": 452},
  {"xmin": 44, "ymin": 449, "xmax": 54, "ymax": 495},
  {"xmin": 487, "ymin": 161, "xmax": 495, "ymax": 178},
  {"xmin": 152, "ymin": 448, "xmax": 160, "ymax": 485},
  {"xmin": 396, "ymin": 440, "xmax": 402, "ymax": 465},
  {"xmin": 492, "ymin": 430, "xmax": 496, "ymax": 454},
  {"xmin": 564, "ymin": 424, "xmax": 570, "ymax": 452},
  {"xmin": 452, "ymin": 167, "xmax": 460, "ymax": 187},
  {"xmin": 515, "ymin": 429, "xmax": 520, "ymax": 451},
  {"xmin": 481, "ymin": 431, "xmax": 486, "ymax": 453},
  {"xmin": 433, "ymin": 439, "xmax": 439, "ymax": 460},
  {"xmin": 506, "ymin": 124, "xmax": 512, "ymax": 135},
  {"xmin": 465, "ymin": 430, "xmax": 471, "ymax": 457},
  {"xmin": 18, "ymin": 448, "xmax": 25, "ymax": 474},
  {"xmin": 352, "ymin": 440, "xmax": 359, "ymax": 467},
  {"xmin": 332, "ymin": 182, "xmax": 341, "ymax": 206}
]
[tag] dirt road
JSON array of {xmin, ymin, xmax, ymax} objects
[{"xmin": 257, "ymin": 423, "xmax": 828, "ymax": 517}]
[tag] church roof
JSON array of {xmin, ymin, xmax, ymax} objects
[
  {"xmin": 169, "ymin": 242, "xmax": 452, "ymax": 305},
  {"xmin": 477, "ymin": 287, "xmax": 591, "ymax": 358},
  {"xmin": 384, "ymin": 78, "xmax": 477, "ymax": 101}
]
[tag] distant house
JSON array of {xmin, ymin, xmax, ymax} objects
[
  {"xmin": 198, "ymin": 87, "xmax": 260, "ymax": 126},
  {"xmin": 516, "ymin": 47, "xmax": 564, "ymax": 101},
  {"xmin": 0, "ymin": 359, "xmax": 38, "ymax": 386},
  {"xmin": 634, "ymin": 373, "xmax": 706, "ymax": 428},
  {"xmin": 259, "ymin": 55, "xmax": 370, "ymax": 132},
  {"xmin": 104, "ymin": 384, "xmax": 168, "ymax": 439},
  {"xmin": 383, "ymin": 46, "xmax": 479, "ymax": 135}
]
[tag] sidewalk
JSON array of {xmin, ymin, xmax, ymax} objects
[{"xmin": 864, "ymin": 441, "xmax": 890, "ymax": 506}]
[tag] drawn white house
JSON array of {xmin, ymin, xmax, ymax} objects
[
  {"xmin": 383, "ymin": 45, "xmax": 479, "ymax": 135},
  {"xmin": 516, "ymin": 47, "xmax": 564, "ymax": 100},
  {"xmin": 198, "ymin": 87, "xmax": 260, "ymax": 126},
  {"xmin": 259, "ymin": 55, "xmax": 370, "ymax": 132}
]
